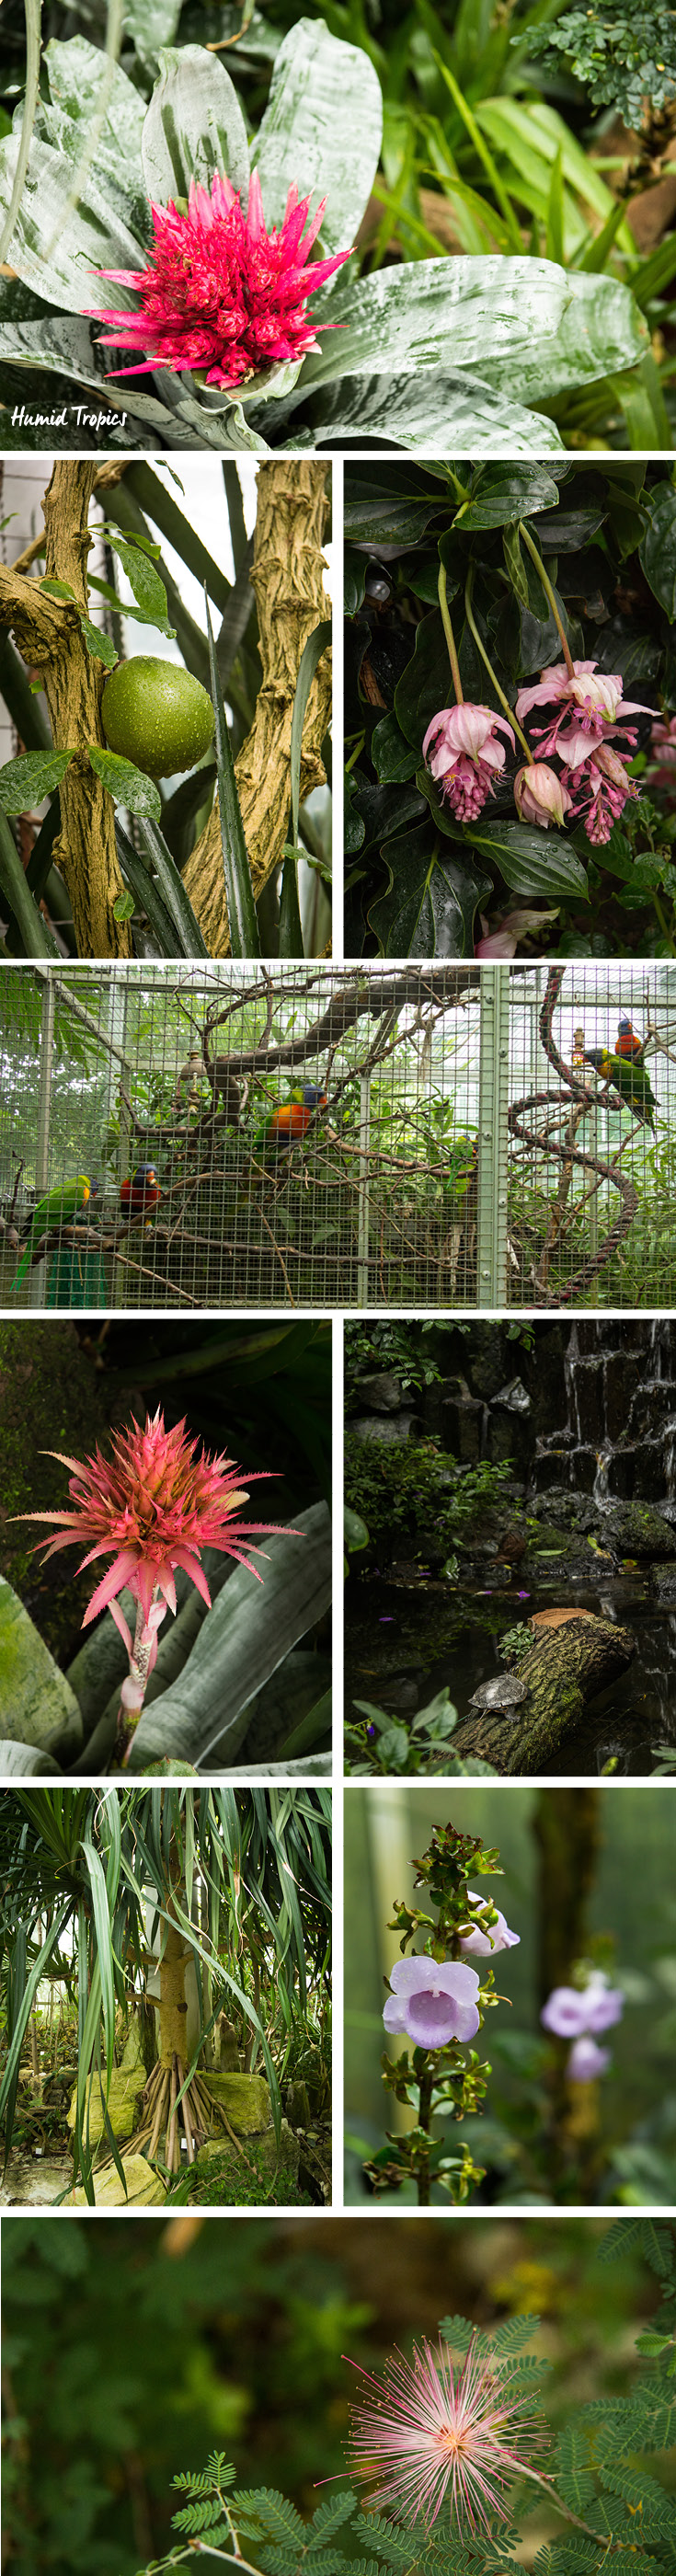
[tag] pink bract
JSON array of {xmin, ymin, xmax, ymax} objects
[
  {"xmin": 345, "ymin": 2333, "xmax": 549, "ymax": 2536},
  {"xmin": 513, "ymin": 762, "xmax": 571, "ymax": 828},
  {"xmin": 423, "ymin": 701, "xmax": 515, "ymax": 824},
  {"xmin": 14, "ymin": 1404, "xmax": 300, "ymax": 1633},
  {"xmin": 88, "ymin": 168, "xmax": 351, "ymax": 386}
]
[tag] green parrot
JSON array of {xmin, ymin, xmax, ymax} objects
[
  {"xmin": 11, "ymin": 1176, "xmax": 92, "ymax": 1292},
  {"xmin": 583, "ymin": 1049, "xmax": 656, "ymax": 1132}
]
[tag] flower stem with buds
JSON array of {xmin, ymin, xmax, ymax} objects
[{"xmin": 518, "ymin": 522, "xmax": 574, "ymax": 674}]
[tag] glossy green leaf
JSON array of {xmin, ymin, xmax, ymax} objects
[
  {"xmin": 369, "ymin": 823, "xmax": 491, "ymax": 957},
  {"xmin": 344, "ymin": 468, "xmax": 452, "ymax": 547},
  {"xmin": 114, "ymin": 822, "xmax": 178, "ymax": 951},
  {"xmin": 142, "ymin": 44, "xmax": 249, "ymax": 207},
  {"xmin": 640, "ymin": 484, "xmax": 676, "ymax": 621},
  {"xmin": 103, "ymin": 532, "xmax": 172, "ymax": 632},
  {"xmin": 0, "ymin": 805, "xmax": 62, "ymax": 957},
  {"xmin": 460, "ymin": 463, "xmax": 560, "ymax": 529},
  {"xmin": 252, "ymin": 18, "xmax": 382, "ymax": 257},
  {"xmin": 88, "ymin": 745, "xmax": 163, "ymax": 822},
  {"xmin": 297, "ymin": 259, "xmax": 646, "ymax": 407},
  {"xmin": 136, "ymin": 813, "xmax": 212, "ymax": 955},
  {"xmin": 469, "ymin": 817, "xmax": 590, "ymax": 901},
  {"xmin": 0, "ymin": 749, "xmax": 75, "ymax": 812},
  {"xmin": 371, "ymin": 714, "xmax": 419, "ymax": 783}
]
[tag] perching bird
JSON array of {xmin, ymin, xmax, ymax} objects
[
  {"xmin": 120, "ymin": 1164, "xmax": 162, "ymax": 1220},
  {"xmin": 264, "ymin": 1085, "xmax": 328, "ymax": 1150},
  {"xmin": 11, "ymin": 1175, "xmax": 92, "ymax": 1292},
  {"xmin": 615, "ymin": 1016, "xmax": 643, "ymax": 1061},
  {"xmin": 584, "ymin": 1049, "xmax": 656, "ymax": 1130}
]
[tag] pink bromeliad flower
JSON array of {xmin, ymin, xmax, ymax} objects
[
  {"xmin": 515, "ymin": 660, "xmax": 655, "ymax": 756},
  {"xmin": 89, "ymin": 168, "xmax": 350, "ymax": 386},
  {"xmin": 423, "ymin": 703, "xmax": 515, "ymax": 823},
  {"xmin": 15, "ymin": 1407, "xmax": 300, "ymax": 1759},
  {"xmin": 344, "ymin": 2334, "xmax": 549, "ymax": 2536}
]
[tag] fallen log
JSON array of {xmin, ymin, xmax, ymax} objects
[{"xmin": 453, "ymin": 1610, "xmax": 636, "ymax": 1774}]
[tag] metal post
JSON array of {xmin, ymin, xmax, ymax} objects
[
  {"xmin": 106, "ymin": 972, "xmax": 130, "ymax": 1309},
  {"xmin": 357, "ymin": 1071, "xmax": 371, "ymax": 1305},
  {"xmin": 31, "ymin": 972, "xmax": 55, "ymax": 1306},
  {"xmin": 476, "ymin": 965, "xmax": 510, "ymax": 1309}
]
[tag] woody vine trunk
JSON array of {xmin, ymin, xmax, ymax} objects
[{"xmin": 184, "ymin": 460, "xmax": 332, "ymax": 953}]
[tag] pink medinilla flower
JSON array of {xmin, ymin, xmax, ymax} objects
[
  {"xmin": 646, "ymin": 714, "xmax": 676, "ymax": 801},
  {"xmin": 15, "ymin": 1407, "xmax": 300, "ymax": 1760},
  {"xmin": 475, "ymin": 903, "xmax": 559, "ymax": 958},
  {"xmin": 423, "ymin": 703, "xmax": 515, "ymax": 823},
  {"xmin": 563, "ymin": 740, "xmax": 638, "ymax": 845},
  {"xmin": 513, "ymin": 763, "xmax": 571, "ymax": 829},
  {"xmin": 458, "ymin": 1892, "xmax": 520, "ymax": 1956},
  {"xmin": 516, "ymin": 660, "xmax": 655, "ymax": 752},
  {"xmin": 89, "ymin": 169, "xmax": 350, "ymax": 386},
  {"xmin": 567, "ymin": 2036, "xmax": 612, "ymax": 2082},
  {"xmin": 344, "ymin": 2334, "xmax": 549, "ymax": 2535},
  {"xmin": 383, "ymin": 1956, "xmax": 480, "ymax": 2048}
]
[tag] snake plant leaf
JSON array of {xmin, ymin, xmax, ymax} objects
[
  {"xmin": 142, "ymin": 44, "xmax": 250, "ymax": 207},
  {"xmin": 252, "ymin": 17, "xmax": 383, "ymax": 259}
]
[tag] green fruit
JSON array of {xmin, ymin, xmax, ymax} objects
[{"xmin": 101, "ymin": 658, "xmax": 214, "ymax": 776}]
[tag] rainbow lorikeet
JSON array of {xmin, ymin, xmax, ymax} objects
[
  {"xmin": 615, "ymin": 1016, "xmax": 643, "ymax": 1060},
  {"xmin": 11, "ymin": 1175, "xmax": 92, "ymax": 1292},
  {"xmin": 120, "ymin": 1164, "xmax": 162, "ymax": 1219},
  {"xmin": 263, "ymin": 1085, "xmax": 328, "ymax": 1150},
  {"xmin": 584, "ymin": 1049, "xmax": 656, "ymax": 1131}
]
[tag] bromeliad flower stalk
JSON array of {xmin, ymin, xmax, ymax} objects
[{"xmin": 15, "ymin": 1407, "xmax": 301, "ymax": 1766}]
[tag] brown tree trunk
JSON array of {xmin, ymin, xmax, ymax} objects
[
  {"xmin": 453, "ymin": 1612, "xmax": 636, "ymax": 1773},
  {"xmin": 41, "ymin": 464, "xmax": 131, "ymax": 959},
  {"xmin": 184, "ymin": 460, "xmax": 332, "ymax": 953}
]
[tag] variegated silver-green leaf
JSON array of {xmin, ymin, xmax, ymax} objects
[
  {"xmin": 142, "ymin": 43, "xmax": 250, "ymax": 208},
  {"xmin": 0, "ymin": 134, "xmax": 143, "ymax": 311},
  {"xmin": 298, "ymin": 258, "xmax": 647, "ymax": 404},
  {"xmin": 121, "ymin": 0, "xmax": 182, "ymax": 71},
  {"xmin": 43, "ymin": 36, "xmax": 146, "ymax": 172},
  {"xmin": 294, "ymin": 365, "xmax": 565, "ymax": 454},
  {"xmin": 252, "ymin": 17, "xmax": 382, "ymax": 259}
]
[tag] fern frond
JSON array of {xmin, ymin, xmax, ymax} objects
[
  {"xmin": 229, "ymin": 2493, "xmax": 305, "ymax": 2547},
  {"xmin": 304, "ymin": 2497, "xmax": 357, "ymax": 2547}
]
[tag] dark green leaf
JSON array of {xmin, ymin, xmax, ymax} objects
[
  {"xmin": 369, "ymin": 822, "xmax": 490, "ymax": 956},
  {"xmin": 371, "ymin": 714, "xmax": 418, "ymax": 783},
  {"xmin": 0, "ymin": 804, "xmax": 62, "ymax": 955},
  {"xmin": 640, "ymin": 483, "xmax": 676, "ymax": 620},
  {"xmin": 470, "ymin": 817, "xmax": 590, "ymax": 901},
  {"xmin": 87, "ymin": 744, "xmax": 162, "ymax": 822},
  {"xmin": 460, "ymin": 463, "xmax": 560, "ymax": 528},
  {"xmin": 0, "ymin": 748, "xmax": 74, "ymax": 812},
  {"xmin": 115, "ymin": 816, "xmax": 182, "ymax": 955},
  {"xmin": 135, "ymin": 813, "xmax": 212, "ymax": 957}
]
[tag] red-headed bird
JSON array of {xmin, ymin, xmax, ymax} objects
[
  {"xmin": 120, "ymin": 1163, "xmax": 161, "ymax": 1221},
  {"xmin": 616, "ymin": 1016, "xmax": 643, "ymax": 1060}
]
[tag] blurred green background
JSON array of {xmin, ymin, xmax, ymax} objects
[
  {"xmin": 344, "ymin": 1785, "xmax": 676, "ymax": 2204},
  {"xmin": 1, "ymin": 2214, "xmax": 669, "ymax": 2576}
]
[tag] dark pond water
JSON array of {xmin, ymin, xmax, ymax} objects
[{"xmin": 345, "ymin": 1575, "xmax": 676, "ymax": 1774}]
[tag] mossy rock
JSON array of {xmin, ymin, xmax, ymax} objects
[
  {"xmin": 190, "ymin": 2119, "xmax": 301, "ymax": 2205},
  {"xmin": 201, "ymin": 2073, "xmax": 271, "ymax": 2133},
  {"xmin": 66, "ymin": 2068, "xmax": 144, "ymax": 2145},
  {"xmin": 0, "ymin": 1578, "xmax": 83, "ymax": 1753},
  {"xmin": 604, "ymin": 1501, "xmax": 676, "ymax": 1558},
  {"xmin": 63, "ymin": 2152, "xmax": 167, "ymax": 2208}
]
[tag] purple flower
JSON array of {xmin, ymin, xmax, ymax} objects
[
  {"xmin": 459, "ymin": 1892, "xmax": 520, "ymax": 1957},
  {"xmin": 567, "ymin": 2036, "xmax": 612, "ymax": 2083},
  {"xmin": 541, "ymin": 1972, "xmax": 624, "ymax": 2040},
  {"xmin": 383, "ymin": 1957, "xmax": 481, "ymax": 2049}
]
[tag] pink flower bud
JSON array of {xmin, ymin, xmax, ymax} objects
[{"xmin": 513, "ymin": 764, "xmax": 570, "ymax": 828}]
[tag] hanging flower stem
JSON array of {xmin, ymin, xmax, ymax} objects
[
  {"xmin": 438, "ymin": 563, "xmax": 464, "ymax": 704},
  {"xmin": 464, "ymin": 565, "xmax": 533, "ymax": 762},
  {"xmin": 518, "ymin": 520, "xmax": 575, "ymax": 674}
]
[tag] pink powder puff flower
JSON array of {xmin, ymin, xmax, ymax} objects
[
  {"xmin": 563, "ymin": 740, "xmax": 638, "ymax": 845},
  {"xmin": 344, "ymin": 2332, "xmax": 549, "ymax": 2536},
  {"xmin": 516, "ymin": 659, "xmax": 655, "ymax": 743},
  {"xmin": 567, "ymin": 2036, "xmax": 612, "ymax": 2081},
  {"xmin": 13, "ymin": 1405, "xmax": 300, "ymax": 1656},
  {"xmin": 423, "ymin": 702, "xmax": 515, "ymax": 824},
  {"xmin": 88, "ymin": 168, "xmax": 351, "ymax": 387},
  {"xmin": 383, "ymin": 1956, "xmax": 481, "ymax": 2049},
  {"xmin": 459, "ymin": 1891, "xmax": 520, "ymax": 1955},
  {"xmin": 513, "ymin": 763, "xmax": 571, "ymax": 828}
]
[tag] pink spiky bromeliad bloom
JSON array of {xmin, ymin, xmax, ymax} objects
[
  {"xmin": 344, "ymin": 2333, "xmax": 549, "ymax": 2538},
  {"xmin": 88, "ymin": 167, "xmax": 350, "ymax": 386},
  {"xmin": 423, "ymin": 703, "xmax": 515, "ymax": 823},
  {"xmin": 15, "ymin": 1408, "xmax": 301, "ymax": 1753}
]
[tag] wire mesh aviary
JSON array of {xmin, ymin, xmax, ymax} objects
[{"xmin": 2, "ymin": 959, "xmax": 676, "ymax": 1310}]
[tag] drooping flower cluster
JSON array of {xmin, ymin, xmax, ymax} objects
[
  {"xmin": 90, "ymin": 169, "xmax": 350, "ymax": 387},
  {"xmin": 422, "ymin": 703, "xmax": 515, "ymax": 823},
  {"xmin": 541, "ymin": 1970, "xmax": 624, "ymax": 2083},
  {"xmin": 15, "ymin": 1409, "xmax": 299, "ymax": 1740},
  {"xmin": 515, "ymin": 660, "xmax": 656, "ymax": 845},
  {"xmin": 646, "ymin": 712, "xmax": 676, "ymax": 803},
  {"xmin": 345, "ymin": 2333, "xmax": 549, "ymax": 2536}
]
